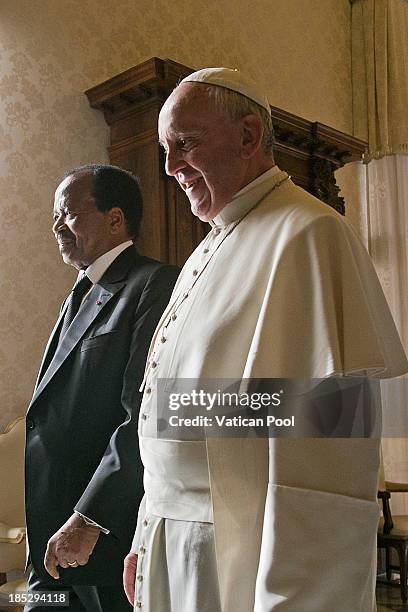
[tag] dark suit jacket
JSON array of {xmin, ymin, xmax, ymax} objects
[{"xmin": 25, "ymin": 246, "xmax": 179, "ymax": 585}]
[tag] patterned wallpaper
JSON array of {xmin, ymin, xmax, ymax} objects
[{"xmin": 0, "ymin": 0, "xmax": 352, "ymax": 427}]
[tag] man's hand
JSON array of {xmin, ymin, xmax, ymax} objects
[
  {"xmin": 123, "ymin": 552, "xmax": 138, "ymax": 606},
  {"xmin": 44, "ymin": 513, "xmax": 101, "ymax": 579}
]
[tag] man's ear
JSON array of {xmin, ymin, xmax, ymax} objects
[
  {"xmin": 108, "ymin": 207, "xmax": 125, "ymax": 234},
  {"xmin": 240, "ymin": 114, "xmax": 263, "ymax": 159}
]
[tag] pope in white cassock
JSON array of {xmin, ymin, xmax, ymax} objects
[{"xmin": 122, "ymin": 68, "xmax": 408, "ymax": 611}]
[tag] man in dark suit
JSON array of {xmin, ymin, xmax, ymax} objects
[{"xmin": 24, "ymin": 164, "xmax": 179, "ymax": 611}]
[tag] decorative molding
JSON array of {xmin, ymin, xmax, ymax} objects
[
  {"xmin": 86, "ymin": 57, "xmax": 190, "ymax": 126},
  {"xmin": 310, "ymin": 158, "xmax": 345, "ymax": 215}
]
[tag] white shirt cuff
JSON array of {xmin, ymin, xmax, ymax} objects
[{"xmin": 75, "ymin": 511, "xmax": 110, "ymax": 534}]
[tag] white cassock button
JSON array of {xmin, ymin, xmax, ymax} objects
[
  {"xmin": 193, "ymin": 269, "xmax": 199, "ymax": 276},
  {"xmin": 213, "ymin": 228, "xmax": 220, "ymax": 235},
  {"xmin": 137, "ymin": 574, "xmax": 143, "ymax": 581},
  {"xmin": 171, "ymin": 313, "xmax": 177, "ymax": 321},
  {"xmin": 151, "ymin": 361, "xmax": 157, "ymax": 368},
  {"xmin": 139, "ymin": 545, "xmax": 146, "ymax": 554},
  {"xmin": 141, "ymin": 413, "xmax": 148, "ymax": 420},
  {"xmin": 146, "ymin": 387, "xmax": 152, "ymax": 394},
  {"xmin": 161, "ymin": 336, "xmax": 167, "ymax": 343},
  {"xmin": 143, "ymin": 517, "xmax": 148, "ymax": 526},
  {"xmin": 135, "ymin": 602, "xmax": 142, "ymax": 608},
  {"xmin": 203, "ymin": 248, "xmax": 209, "ymax": 254}
]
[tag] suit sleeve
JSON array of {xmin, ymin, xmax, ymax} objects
[{"xmin": 74, "ymin": 264, "xmax": 179, "ymax": 546}]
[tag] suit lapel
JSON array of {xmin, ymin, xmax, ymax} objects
[
  {"xmin": 29, "ymin": 246, "xmax": 140, "ymax": 409},
  {"xmin": 34, "ymin": 299, "xmax": 70, "ymax": 388}
]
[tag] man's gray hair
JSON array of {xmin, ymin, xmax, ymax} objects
[{"xmin": 206, "ymin": 86, "xmax": 274, "ymax": 157}]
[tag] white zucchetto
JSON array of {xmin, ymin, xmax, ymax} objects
[{"xmin": 180, "ymin": 67, "xmax": 271, "ymax": 115}]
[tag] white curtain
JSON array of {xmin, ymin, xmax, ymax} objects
[
  {"xmin": 350, "ymin": 0, "xmax": 408, "ymax": 515},
  {"xmin": 351, "ymin": 0, "xmax": 408, "ymax": 158},
  {"xmin": 366, "ymin": 156, "xmax": 408, "ymax": 514},
  {"xmin": 337, "ymin": 157, "xmax": 408, "ymax": 514}
]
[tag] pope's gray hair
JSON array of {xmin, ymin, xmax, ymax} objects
[{"xmin": 206, "ymin": 86, "xmax": 274, "ymax": 157}]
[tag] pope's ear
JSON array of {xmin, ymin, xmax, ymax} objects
[{"xmin": 240, "ymin": 114, "xmax": 263, "ymax": 159}]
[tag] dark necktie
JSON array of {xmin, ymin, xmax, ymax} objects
[{"xmin": 59, "ymin": 274, "xmax": 93, "ymax": 340}]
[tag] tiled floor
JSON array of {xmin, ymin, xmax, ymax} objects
[{"xmin": 377, "ymin": 578, "xmax": 408, "ymax": 611}]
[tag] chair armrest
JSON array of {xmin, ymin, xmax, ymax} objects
[
  {"xmin": 377, "ymin": 490, "xmax": 393, "ymax": 534},
  {"xmin": 385, "ymin": 480, "xmax": 408, "ymax": 493},
  {"xmin": 0, "ymin": 521, "xmax": 25, "ymax": 544}
]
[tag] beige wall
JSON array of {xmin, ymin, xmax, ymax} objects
[{"xmin": 0, "ymin": 0, "xmax": 352, "ymax": 427}]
